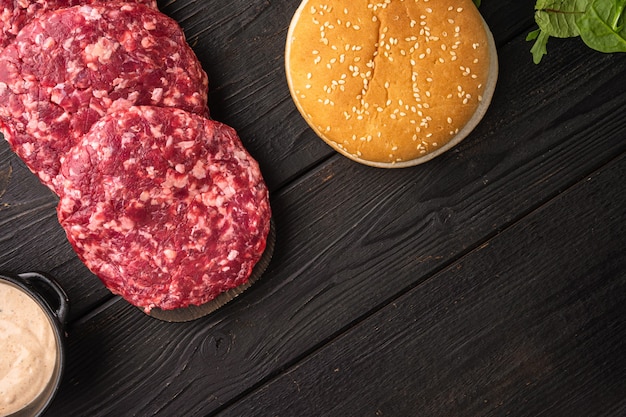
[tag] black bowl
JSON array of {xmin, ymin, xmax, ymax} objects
[{"xmin": 0, "ymin": 272, "xmax": 69, "ymax": 417}]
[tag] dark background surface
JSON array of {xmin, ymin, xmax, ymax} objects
[{"xmin": 0, "ymin": 0, "xmax": 624, "ymax": 416}]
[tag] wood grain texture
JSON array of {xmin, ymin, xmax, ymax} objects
[
  {"xmin": 0, "ymin": 1, "xmax": 622, "ymax": 416},
  {"xmin": 218, "ymin": 154, "xmax": 626, "ymax": 417},
  {"xmin": 44, "ymin": 26, "xmax": 626, "ymax": 417}
]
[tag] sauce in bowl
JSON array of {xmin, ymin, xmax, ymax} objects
[{"xmin": 0, "ymin": 281, "xmax": 57, "ymax": 417}]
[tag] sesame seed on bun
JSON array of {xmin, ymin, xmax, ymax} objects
[{"xmin": 285, "ymin": 0, "xmax": 498, "ymax": 168}]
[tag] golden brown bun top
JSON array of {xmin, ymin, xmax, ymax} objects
[{"xmin": 286, "ymin": 0, "xmax": 497, "ymax": 167}]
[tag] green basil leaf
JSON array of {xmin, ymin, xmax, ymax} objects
[
  {"xmin": 576, "ymin": 0, "xmax": 626, "ymax": 52},
  {"xmin": 473, "ymin": 0, "xmax": 482, "ymax": 7},
  {"xmin": 529, "ymin": 0, "xmax": 590, "ymax": 63},
  {"xmin": 535, "ymin": 0, "xmax": 590, "ymax": 38}
]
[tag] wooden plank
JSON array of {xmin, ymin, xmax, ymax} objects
[
  {"xmin": 43, "ymin": 30, "xmax": 626, "ymax": 416},
  {"xmin": 218, "ymin": 153, "xmax": 626, "ymax": 417}
]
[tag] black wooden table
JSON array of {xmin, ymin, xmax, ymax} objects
[{"xmin": 1, "ymin": 1, "xmax": 625, "ymax": 416}]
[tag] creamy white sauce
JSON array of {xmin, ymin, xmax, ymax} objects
[{"xmin": 0, "ymin": 281, "xmax": 57, "ymax": 417}]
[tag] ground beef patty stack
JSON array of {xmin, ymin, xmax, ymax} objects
[
  {"xmin": 285, "ymin": 0, "xmax": 498, "ymax": 167},
  {"xmin": 0, "ymin": 3, "xmax": 209, "ymax": 193},
  {"xmin": 57, "ymin": 106, "xmax": 274, "ymax": 322}
]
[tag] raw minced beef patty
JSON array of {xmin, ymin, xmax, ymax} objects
[
  {"xmin": 57, "ymin": 106, "xmax": 271, "ymax": 312},
  {"xmin": 0, "ymin": 3, "xmax": 209, "ymax": 193},
  {"xmin": 0, "ymin": 0, "xmax": 159, "ymax": 49}
]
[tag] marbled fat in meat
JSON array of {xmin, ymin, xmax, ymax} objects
[{"xmin": 0, "ymin": 0, "xmax": 159, "ymax": 49}]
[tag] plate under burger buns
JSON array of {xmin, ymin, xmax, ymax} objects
[{"xmin": 285, "ymin": 0, "xmax": 498, "ymax": 168}]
